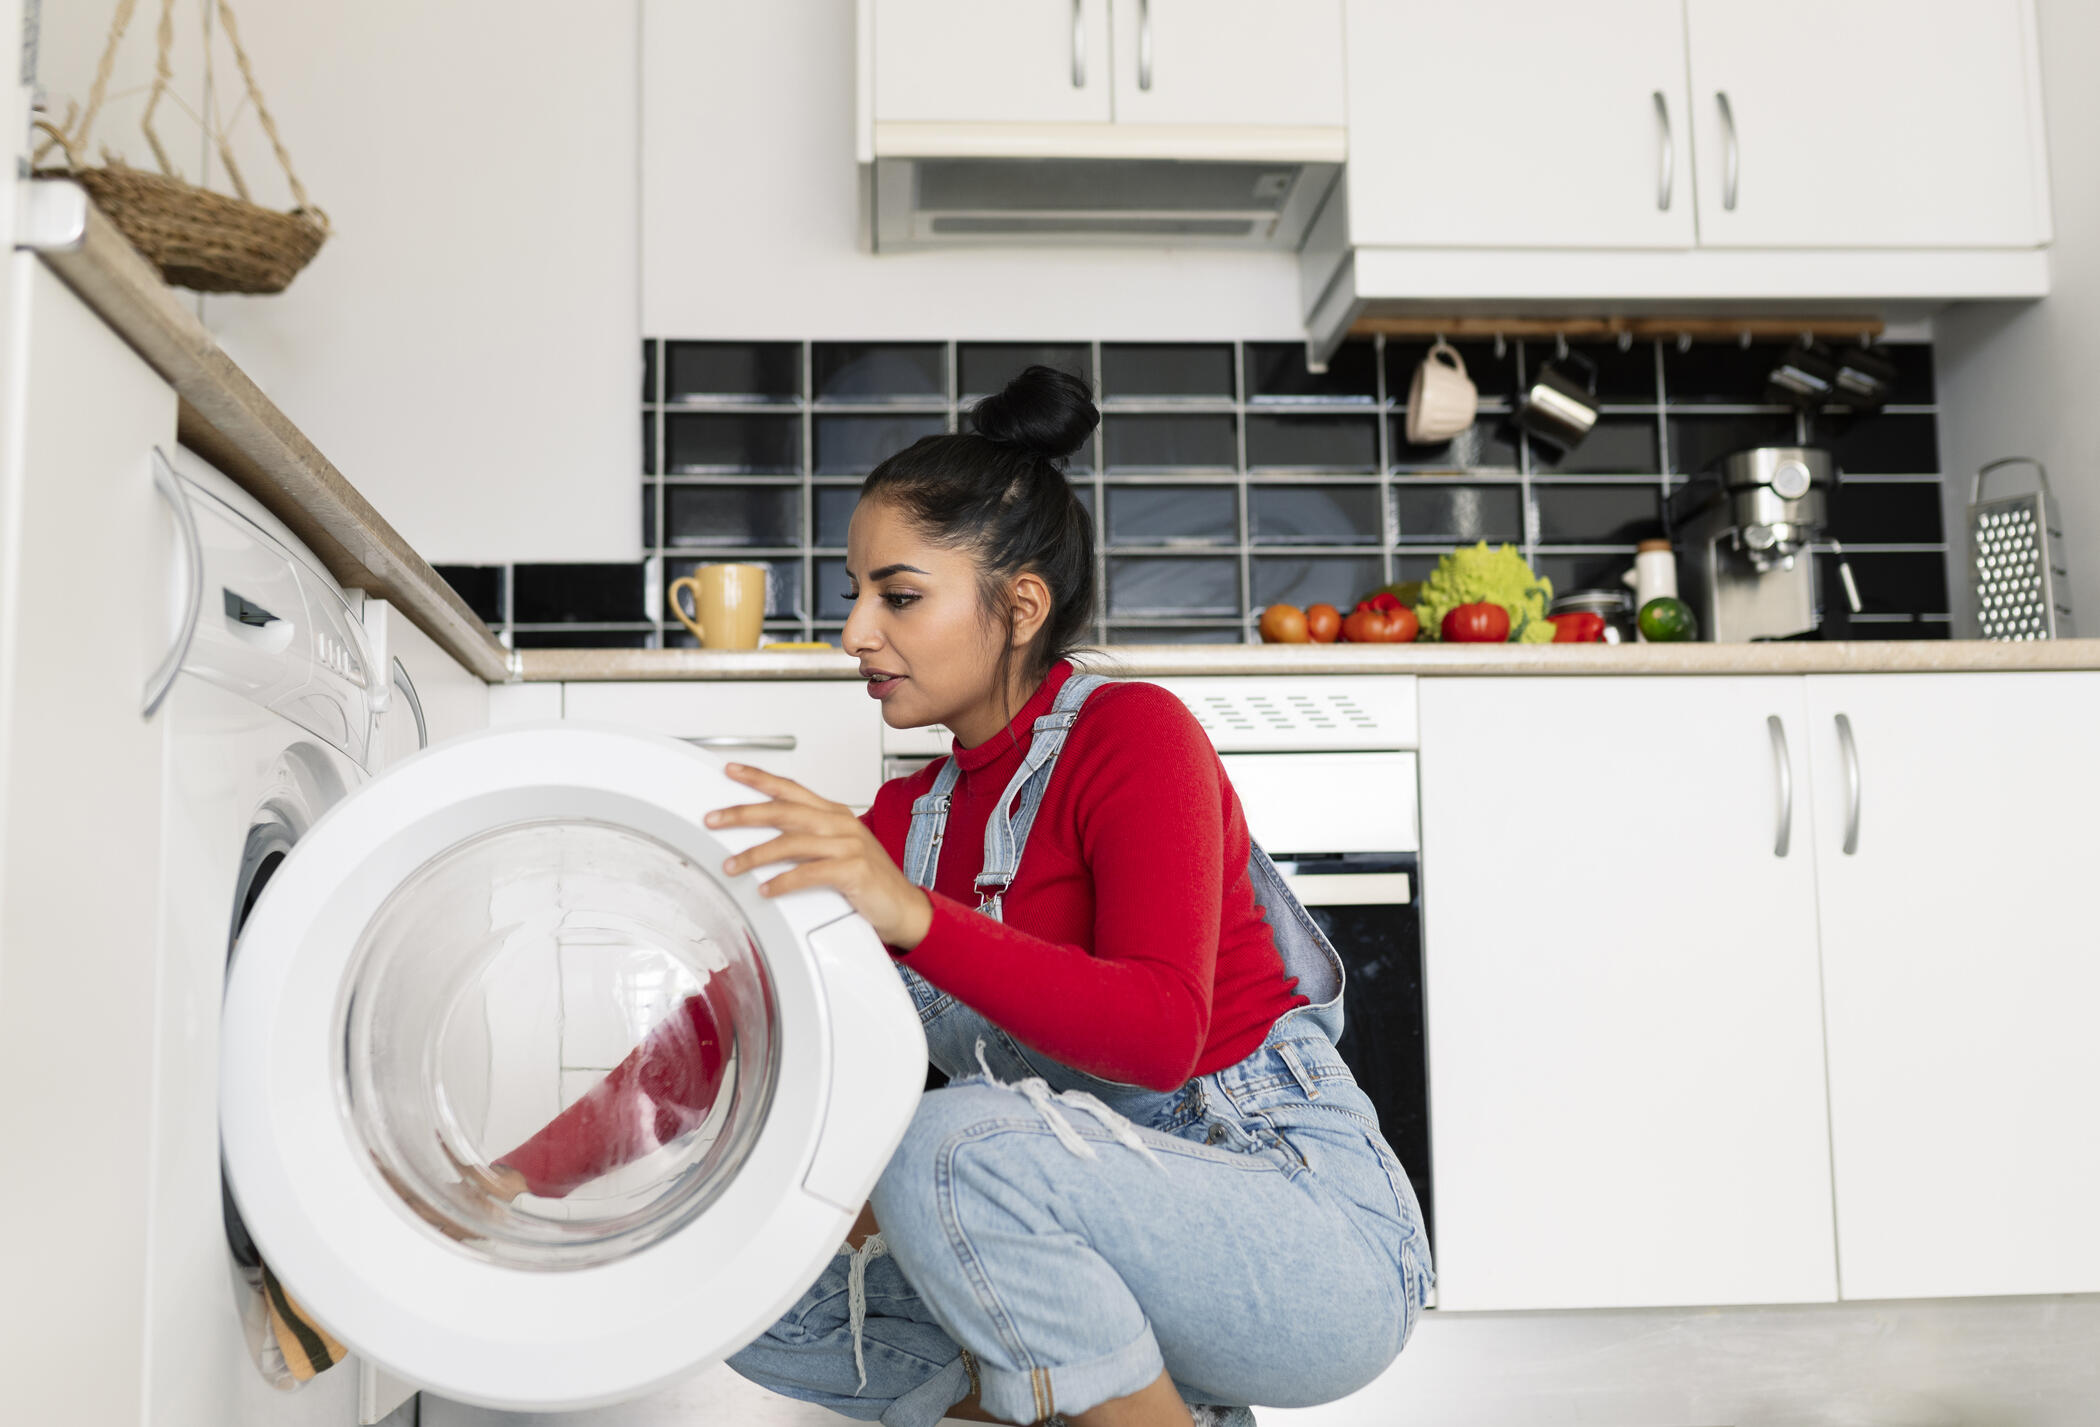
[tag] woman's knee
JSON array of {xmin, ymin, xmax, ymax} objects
[{"xmin": 868, "ymin": 1082, "xmax": 1026, "ymax": 1231}]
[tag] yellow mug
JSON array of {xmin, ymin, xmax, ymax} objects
[{"xmin": 667, "ymin": 563, "xmax": 768, "ymax": 649}]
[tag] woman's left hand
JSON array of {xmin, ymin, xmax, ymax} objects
[{"xmin": 706, "ymin": 764, "xmax": 934, "ymax": 951}]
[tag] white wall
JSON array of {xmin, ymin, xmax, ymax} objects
[
  {"xmin": 640, "ymin": 0, "xmax": 1307, "ymax": 341},
  {"xmin": 1936, "ymin": 0, "xmax": 2099, "ymax": 634},
  {"xmin": 32, "ymin": 0, "xmax": 644, "ymax": 567}
]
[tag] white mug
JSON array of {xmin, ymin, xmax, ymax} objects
[{"xmin": 1405, "ymin": 340, "xmax": 1478, "ymax": 445}]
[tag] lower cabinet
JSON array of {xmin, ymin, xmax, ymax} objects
[
  {"xmin": 1806, "ymin": 672, "xmax": 2100, "ymax": 1300},
  {"xmin": 1420, "ymin": 670, "xmax": 2100, "ymax": 1313},
  {"xmin": 1416, "ymin": 677, "xmax": 1839, "ymax": 1310},
  {"xmin": 562, "ymin": 681, "xmax": 885, "ymax": 809}
]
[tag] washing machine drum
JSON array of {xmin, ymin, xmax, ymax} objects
[{"xmin": 220, "ymin": 724, "xmax": 925, "ymax": 1411}]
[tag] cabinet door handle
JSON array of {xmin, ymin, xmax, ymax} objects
[
  {"xmin": 1835, "ymin": 713, "xmax": 1861, "ymax": 855},
  {"xmin": 680, "ymin": 734, "xmax": 798, "ymax": 752},
  {"xmin": 1071, "ymin": 0, "xmax": 1086, "ymax": 88},
  {"xmin": 1717, "ymin": 91, "xmax": 1739, "ymax": 211},
  {"xmin": 1138, "ymin": 0, "xmax": 1154, "ymax": 91},
  {"xmin": 1653, "ymin": 91, "xmax": 1675, "ymax": 211},
  {"xmin": 1767, "ymin": 714, "xmax": 1792, "ymax": 858},
  {"xmin": 144, "ymin": 448, "xmax": 203, "ymax": 718}
]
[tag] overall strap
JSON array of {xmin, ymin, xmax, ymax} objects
[
  {"xmin": 973, "ymin": 672, "xmax": 1112, "ymax": 920},
  {"xmin": 896, "ymin": 672, "xmax": 1114, "ymax": 921}
]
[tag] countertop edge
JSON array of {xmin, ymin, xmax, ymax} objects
[
  {"xmin": 34, "ymin": 187, "xmax": 513, "ymax": 684},
  {"xmin": 517, "ymin": 640, "xmax": 2100, "ymax": 681}
]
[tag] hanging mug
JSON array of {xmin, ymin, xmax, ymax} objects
[
  {"xmin": 1405, "ymin": 340, "xmax": 1479, "ymax": 445},
  {"xmin": 1516, "ymin": 350, "xmax": 1600, "ymax": 451},
  {"xmin": 1765, "ymin": 340, "xmax": 1841, "ymax": 409},
  {"xmin": 1831, "ymin": 343, "xmax": 1899, "ymax": 410}
]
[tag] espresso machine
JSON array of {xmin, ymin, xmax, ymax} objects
[{"xmin": 1666, "ymin": 446, "xmax": 1861, "ymax": 642}]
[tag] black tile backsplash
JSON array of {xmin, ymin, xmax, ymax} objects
[
  {"xmin": 1249, "ymin": 484, "xmax": 1381, "ymax": 546},
  {"xmin": 1393, "ymin": 483, "xmax": 1525, "ymax": 545},
  {"xmin": 813, "ymin": 483, "xmax": 861, "ymax": 548},
  {"xmin": 496, "ymin": 336, "xmax": 1952, "ymax": 646},
  {"xmin": 664, "ymin": 341, "xmax": 801, "ymax": 404},
  {"xmin": 813, "ymin": 342, "xmax": 947, "ymax": 401},
  {"xmin": 512, "ymin": 563, "xmax": 646, "ymax": 624},
  {"xmin": 665, "ymin": 411, "xmax": 801, "ymax": 474},
  {"xmin": 1830, "ymin": 480, "xmax": 1945, "ymax": 545},
  {"xmin": 1818, "ymin": 411, "xmax": 1940, "ymax": 474},
  {"xmin": 664, "ymin": 484, "xmax": 801, "ymax": 548},
  {"xmin": 1246, "ymin": 413, "xmax": 1380, "ymax": 471},
  {"xmin": 815, "ymin": 413, "xmax": 949, "ymax": 475},
  {"xmin": 1668, "ymin": 412, "xmax": 1802, "ymax": 475},
  {"xmin": 1102, "ymin": 343, "xmax": 1236, "ymax": 401},
  {"xmin": 1249, "ymin": 341, "xmax": 1379, "ymax": 404},
  {"xmin": 1389, "ymin": 415, "xmax": 1520, "ymax": 472},
  {"xmin": 1104, "ymin": 413, "xmax": 1239, "ymax": 471},
  {"xmin": 1533, "ymin": 482, "xmax": 1666, "ymax": 544},
  {"xmin": 1108, "ymin": 484, "xmax": 1238, "ymax": 547},
  {"xmin": 1531, "ymin": 415, "xmax": 1662, "ymax": 475},
  {"xmin": 1252, "ymin": 555, "xmax": 1387, "ymax": 612}
]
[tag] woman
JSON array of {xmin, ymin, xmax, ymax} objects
[{"xmin": 499, "ymin": 367, "xmax": 1432, "ymax": 1427}]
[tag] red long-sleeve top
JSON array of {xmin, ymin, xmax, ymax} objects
[
  {"xmin": 497, "ymin": 660, "xmax": 1302, "ymax": 1195},
  {"xmin": 862, "ymin": 659, "xmax": 1304, "ymax": 1091}
]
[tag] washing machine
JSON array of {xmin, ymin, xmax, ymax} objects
[{"xmin": 145, "ymin": 449, "xmax": 926, "ymax": 1423}]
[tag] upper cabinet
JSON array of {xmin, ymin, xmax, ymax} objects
[
  {"xmin": 1109, "ymin": 0, "xmax": 1346, "ymax": 130},
  {"xmin": 860, "ymin": 0, "xmax": 1345, "ymax": 154},
  {"xmin": 869, "ymin": 0, "xmax": 1114, "ymax": 125},
  {"xmin": 1308, "ymin": 0, "xmax": 2053, "ymax": 361},
  {"xmin": 1683, "ymin": 0, "xmax": 2049, "ymax": 249},
  {"xmin": 1346, "ymin": 0, "xmax": 1695, "ymax": 250}
]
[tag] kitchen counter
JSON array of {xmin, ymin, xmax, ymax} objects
[{"xmin": 518, "ymin": 638, "xmax": 2100, "ymax": 681}]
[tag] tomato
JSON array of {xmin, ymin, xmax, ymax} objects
[
  {"xmin": 1341, "ymin": 605, "xmax": 1420, "ymax": 643},
  {"xmin": 1259, "ymin": 603, "xmax": 1309, "ymax": 643},
  {"xmin": 1441, "ymin": 601, "xmax": 1512, "ymax": 643},
  {"xmin": 1305, "ymin": 603, "xmax": 1341, "ymax": 643}
]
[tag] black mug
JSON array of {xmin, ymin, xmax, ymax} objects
[
  {"xmin": 1766, "ymin": 341, "xmax": 1840, "ymax": 409},
  {"xmin": 1517, "ymin": 350, "xmax": 1600, "ymax": 451},
  {"xmin": 1831, "ymin": 344, "xmax": 1899, "ymax": 410}
]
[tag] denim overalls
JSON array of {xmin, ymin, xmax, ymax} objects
[{"xmin": 727, "ymin": 673, "xmax": 1434, "ymax": 1427}]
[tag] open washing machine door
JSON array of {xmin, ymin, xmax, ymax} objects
[{"xmin": 220, "ymin": 723, "xmax": 926, "ymax": 1411}]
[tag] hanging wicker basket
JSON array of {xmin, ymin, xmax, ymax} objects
[{"xmin": 33, "ymin": 0, "xmax": 330, "ymax": 295}]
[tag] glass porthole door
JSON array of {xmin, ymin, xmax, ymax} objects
[{"xmin": 219, "ymin": 725, "xmax": 925, "ymax": 1410}]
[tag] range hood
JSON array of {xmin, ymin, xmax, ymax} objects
[{"xmin": 870, "ymin": 153, "xmax": 1339, "ymax": 251}]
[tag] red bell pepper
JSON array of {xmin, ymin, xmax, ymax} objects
[{"xmin": 1549, "ymin": 611, "xmax": 1607, "ymax": 643}]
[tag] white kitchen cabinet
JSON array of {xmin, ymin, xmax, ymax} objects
[
  {"xmin": 1416, "ymin": 677, "xmax": 1838, "ymax": 1311},
  {"xmin": 562, "ymin": 682, "xmax": 884, "ymax": 809},
  {"xmin": 868, "ymin": 0, "xmax": 1113, "ymax": 125},
  {"xmin": 864, "ymin": 0, "xmax": 1342, "ymax": 144},
  {"xmin": 1684, "ymin": 0, "xmax": 2048, "ymax": 250},
  {"xmin": 1343, "ymin": 0, "xmax": 1696, "ymax": 249},
  {"xmin": 1804, "ymin": 672, "xmax": 2100, "ymax": 1300},
  {"xmin": 0, "ymin": 258, "xmax": 180, "ymax": 1422},
  {"xmin": 1110, "ymin": 0, "xmax": 1345, "ymax": 130}
]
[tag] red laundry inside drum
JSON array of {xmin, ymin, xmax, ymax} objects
[{"xmin": 496, "ymin": 993, "xmax": 729, "ymax": 1198}]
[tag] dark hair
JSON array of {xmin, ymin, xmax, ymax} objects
[{"xmin": 860, "ymin": 365, "xmax": 1099, "ymax": 713}]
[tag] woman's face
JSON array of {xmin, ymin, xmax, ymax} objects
[{"xmin": 840, "ymin": 498, "xmax": 1044, "ymax": 747}]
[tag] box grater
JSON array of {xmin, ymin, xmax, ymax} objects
[{"xmin": 1968, "ymin": 457, "xmax": 2076, "ymax": 640}]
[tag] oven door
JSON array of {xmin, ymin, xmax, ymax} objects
[{"xmin": 1269, "ymin": 852, "xmax": 1433, "ymax": 1251}]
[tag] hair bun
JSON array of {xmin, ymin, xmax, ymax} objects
[{"xmin": 968, "ymin": 366, "xmax": 1100, "ymax": 464}]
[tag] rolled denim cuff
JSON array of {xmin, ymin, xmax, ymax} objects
[
  {"xmin": 879, "ymin": 1353, "xmax": 972, "ymax": 1427},
  {"xmin": 975, "ymin": 1320, "xmax": 1164, "ymax": 1426}
]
